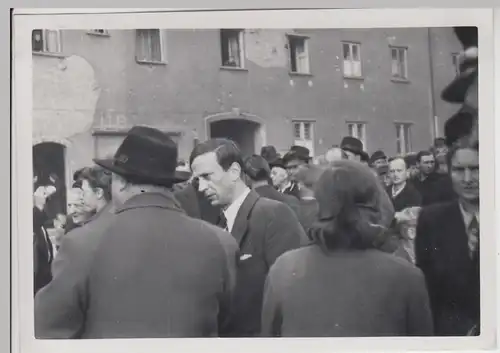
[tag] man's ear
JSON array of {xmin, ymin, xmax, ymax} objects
[
  {"xmin": 96, "ymin": 187, "xmax": 105, "ymax": 200},
  {"xmin": 228, "ymin": 162, "xmax": 242, "ymax": 181}
]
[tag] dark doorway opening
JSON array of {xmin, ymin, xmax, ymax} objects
[
  {"xmin": 33, "ymin": 142, "xmax": 67, "ymax": 223},
  {"xmin": 209, "ymin": 119, "xmax": 261, "ymax": 159}
]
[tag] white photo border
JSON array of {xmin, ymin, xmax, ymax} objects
[{"xmin": 12, "ymin": 7, "xmax": 496, "ymax": 353}]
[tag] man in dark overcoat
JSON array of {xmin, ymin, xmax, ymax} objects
[{"xmin": 35, "ymin": 126, "xmax": 238, "ymax": 338}]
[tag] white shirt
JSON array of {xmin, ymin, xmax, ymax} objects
[
  {"xmin": 223, "ymin": 187, "xmax": 251, "ymax": 233},
  {"xmin": 391, "ymin": 182, "xmax": 406, "ymax": 199}
]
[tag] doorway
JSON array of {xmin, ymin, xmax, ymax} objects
[
  {"xmin": 33, "ymin": 142, "xmax": 67, "ymax": 222},
  {"xmin": 209, "ymin": 119, "xmax": 263, "ymax": 158}
]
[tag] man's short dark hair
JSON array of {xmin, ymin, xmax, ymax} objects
[
  {"xmin": 189, "ymin": 138, "xmax": 244, "ymax": 173},
  {"xmin": 416, "ymin": 150, "xmax": 434, "ymax": 163},
  {"xmin": 244, "ymin": 155, "xmax": 271, "ymax": 182},
  {"xmin": 445, "ymin": 140, "xmax": 478, "ymax": 171},
  {"xmin": 75, "ymin": 166, "xmax": 112, "ymax": 201}
]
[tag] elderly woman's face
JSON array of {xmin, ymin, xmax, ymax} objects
[
  {"xmin": 67, "ymin": 188, "xmax": 94, "ymax": 225},
  {"xmin": 270, "ymin": 166, "xmax": 288, "ymax": 188}
]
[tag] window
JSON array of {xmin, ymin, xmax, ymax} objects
[
  {"xmin": 32, "ymin": 29, "xmax": 62, "ymax": 53},
  {"xmin": 293, "ymin": 121, "xmax": 315, "ymax": 156},
  {"xmin": 342, "ymin": 42, "xmax": 362, "ymax": 78},
  {"xmin": 452, "ymin": 53, "xmax": 461, "ymax": 77},
  {"xmin": 220, "ymin": 29, "xmax": 245, "ymax": 68},
  {"xmin": 135, "ymin": 29, "xmax": 166, "ymax": 63},
  {"xmin": 88, "ymin": 29, "xmax": 110, "ymax": 36},
  {"xmin": 391, "ymin": 46, "xmax": 408, "ymax": 80},
  {"xmin": 346, "ymin": 122, "xmax": 367, "ymax": 150},
  {"xmin": 395, "ymin": 123, "xmax": 412, "ymax": 155},
  {"xmin": 288, "ymin": 35, "xmax": 310, "ymax": 74}
]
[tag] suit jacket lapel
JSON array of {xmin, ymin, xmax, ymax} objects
[
  {"xmin": 231, "ymin": 190, "xmax": 260, "ymax": 246},
  {"xmin": 446, "ymin": 202, "xmax": 473, "ymax": 271}
]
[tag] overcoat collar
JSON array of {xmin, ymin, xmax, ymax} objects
[{"xmin": 115, "ymin": 191, "xmax": 186, "ymax": 215}]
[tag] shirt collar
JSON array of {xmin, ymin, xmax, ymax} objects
[
  {"xmin": 223, "ymin": 186, "xmax": 251, "ymax": 232},
  {"xmin": 392, "ymin": 182, "xmax": 406, "ymax": 198},
  {"xmin": 458, "ymin": 202, "xmax": 480, "ymax": 228}
]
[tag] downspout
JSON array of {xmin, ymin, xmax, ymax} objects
[{"xmin": 427, "ymin": 28, "xmax": 438, "ymax": 141}]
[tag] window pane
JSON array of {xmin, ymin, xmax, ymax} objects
[
  {"xmin": 289, "ymin": 38, "xmax": 298, "ymax": 72},
  {"xmin": 348, "ymin": 124, "xmax": 354, "ymax": 137},
  {"xmin": 32, "ymin": 29, "xmax": 44, "ymax": 52},
  {"xmin": 405, "ymin": 125, "xmax": 411, "ymax": 152},
  {"xmin": 294, "ymin": 123, "xmax": 301, "ymax": 139},
  {"xmin": 400, "ymin": 52, "xmax": 407, "ymax": 78},
  {"xmin": 136, "ymin": 29, "xmax": 149, "ymax": 61},
  {"xmin": 352, "ymin": 44, "xmax": 359, "ymax": 61},
  {"xmin": 391, "ymin": 58, "xmax": 399, "ymax": 77},
  {"xmin": 391, "ymin": 48, "xmax": 398, "ymax": 61},
  {"xmin": 353, "ymin": 61, "xmax": 362, "ymax": 77},
  {"xmin": 150, "ymin": 30, "xmax": 162, "ymax": 62},
  {"xmin": 357, "ymin": 124, "xmax": 363, "ymax": 140},
  {"xmin": 304, "ymin": 123, "xmax": 311, "ymax": 140},
  {"xmin": 228, "ymin": 35, "xmax": 240, "ymax": 67},
  {"xmin": 45, "ymin": 30, "xmax": 59, "ymax": 53},
  {"xmin": 396, "ymin": 125, "xmax": 401, "ymax": 154},
  {"xmin": 343, "ymin": 43, "xmax": 351, "ymax": 60}
]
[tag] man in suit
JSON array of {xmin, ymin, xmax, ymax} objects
[
  {"xmin": 415, "ymin": 144, "xmax": 480, "ymax": 336},
  {"xmin": 387, "ymin": 157, "xmax": 422, "ymax": 213},
  {"xmin": 281, "ymin": 145, "xmax": 312, "ymax": 199},
  {"xmin": 243, "ymin": 154, "xmax": 301, "ymax": 219},
  {"xmin": 413, "ymin": 151, "xmax": 456, "ymax": 206},
  {"xmin": 35, "ymin": 126, "xmax": 238, "ymax": 338},
  {"xmin": 190, "ymin": 139, "xmax": 305, "ymax": 337},
  {"xmin": 33, "ymin": 184, "xmax": 56, "ymax": 295}
]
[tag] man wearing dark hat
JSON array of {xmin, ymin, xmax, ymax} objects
[
  {"xmin": 35, "ymin": 126, "xmax": 238, "ymax": 338},
  {"xmin": 243, "ymin": 154, "xmax": 302, "ymax": 221},
  {"xmin": 340, "ymin": 136, "xmax": 369, "ymax": 163},
  {"xmin": 281, "ymin": 145, "xmax": 312, "ymax": 199},
  {"xmin": 441, "ymin": 26, "xmax": 478, "ymax": 149}
]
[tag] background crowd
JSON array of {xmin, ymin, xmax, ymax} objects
[{"xmin": 31, "ymin": 26, "xmax": 480, "ymax": 338}]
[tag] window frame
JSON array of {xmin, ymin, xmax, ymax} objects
[
  {"xmin": 390, "ymin": 46, "xmax": 409, "ymax": 81},
  {"xmin": 342, "ymin": 41, "xmax": 363, "ymax": 79},
  {"xmin": 87, "ymin": 29, "xmax": 110, "ymax": 37},
  {"xmin": 346, "ymin": 122, "xmax": 367, "ymax": 151},
  {"xmin": 32, "ymin": 29, "xmax": 63, "ymax": 55},
  {"xmin": 220, "ymin": 29, "xmax": 246, "ymax": 70},
  {"xmin": 395, "ymin": 122, "xmax": 412, "ymax": 155},
  {"xmin": 135, "ymin": 29, "xmax": 167, "ymax": 65},
  {"xmin": 451, "ymin": 52, "xmax": 461, "ymax": 77},
  {"xmin": 292, "ymin": 120, "xmax": 315, "ymax": 156},
  {"xmin": 287, "ymin": 34, "xmax": 311, "ymax": 75}
]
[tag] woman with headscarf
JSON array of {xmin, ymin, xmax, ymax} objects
[{"xmin": 261, "ymin": 160, "xmax": 433, "ymax": 337}]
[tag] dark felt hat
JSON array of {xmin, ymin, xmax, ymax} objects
[
  {"xmin": 369, "ymin": 150, "xmax": 387, "ymax": 165},
  {"xmin": 441, "ymin": 27, "xmax": 478, "ymax": 104},
  {"xmin": 340, "ymin": 136, "xmax": 369, "ymax": 162},
  {"xmin": 283, "ymin": 145, "xmax": 312, "ymax": 165},
  {"xmin": 93, "ymin": 125, "xmax": 188, "ymax": 186},
  {"xmin": 444, "ymin": 109, "xmax": 476, "ymax": 148}
]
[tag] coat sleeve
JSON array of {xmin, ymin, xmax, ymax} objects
[
  {"xmin": 261, "ymin": 263, "xmax": 283, "ymax": 337},
  {"xmin": 263, "ymin": 203, "xmax": 305, "ymax": 267},
  {"xmin": 406, "ymin": 268, "xmax": 434, "ymax": 335},
  {"xmin": 34, "ymin": 233, "xmax": 88, "ymax": 338}
]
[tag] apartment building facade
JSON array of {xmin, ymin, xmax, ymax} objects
[{"xmin": 32, "ymin": 27, "xmax": 463, "ymax": 205}]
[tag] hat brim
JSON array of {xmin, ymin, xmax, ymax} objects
[
  {"xmin": 441, "ymin": 69, "xmax": 477, "ymax": 104},
  {"xmin": 341, "ymin": 147, "xmax": 369, "ymax": 162},
  {"xmin": 93, "ymin": 158, "xmax": 188, "ymax": 185}
]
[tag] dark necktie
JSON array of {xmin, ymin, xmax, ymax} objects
[
  {"xmin": 218, "ymin": 211, "xmax": 228, "ymax": 232},
  {"xmin": 468, "ymin": 215, "xmax": 479, "ymax": 258}
]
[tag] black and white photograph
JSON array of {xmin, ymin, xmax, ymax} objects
[{"xmin": 11, "ymin": 7, "xmax": 496, "ymax": 353}]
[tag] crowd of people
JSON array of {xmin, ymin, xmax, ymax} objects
[{"xmin": 32, "ymin": 26, "xmax": 480, "ymax": 338}]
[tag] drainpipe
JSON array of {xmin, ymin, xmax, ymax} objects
[{"xmin": 427, "ymin": 28, "xmax": 438, "ymax": 141}]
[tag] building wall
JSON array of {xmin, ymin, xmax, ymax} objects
[{"xmin": 32, "ymin": 28, "xmax": 463, "ymax": 186}]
